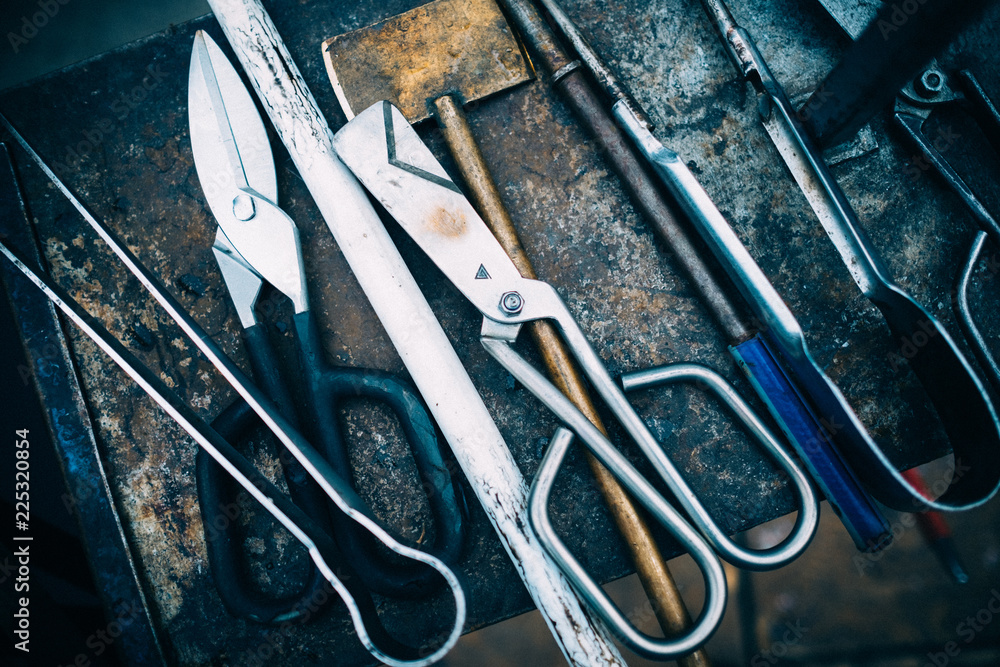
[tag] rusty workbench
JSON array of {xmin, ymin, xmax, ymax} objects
[{"xmin": 2, "ymin": 0, "xmax": 1000, "ymax": 664}]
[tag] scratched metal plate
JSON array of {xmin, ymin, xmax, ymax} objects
[
  {"xmin": 323, "ymin": 0, "xmax": 534, "ymax": 122},
  {"xmin": 2, "ymin": 0, "xmax": 999, "ymax": 664}
]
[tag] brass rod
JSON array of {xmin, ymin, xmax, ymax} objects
[{"xmin": 432, "ymin": 94, "xmax": 711, "ymax": 666}]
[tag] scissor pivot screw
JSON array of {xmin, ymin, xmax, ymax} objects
[
  {"xmin": 500, "ymin": 291, "xmax": 524, "ymax": 315},
  {"xmin": 916, "ymin": 68, "xmax": 946, "ymax": 99},
  {"xmin": 232, "ymin": 193, "xmax": 256, "ymax": 221}
]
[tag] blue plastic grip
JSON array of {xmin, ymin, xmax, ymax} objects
[{"xmin": 731, "ymin": 334, "xmax": 891, "ymax": 552}]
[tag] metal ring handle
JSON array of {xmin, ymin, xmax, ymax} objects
[
  {"xmin": 483, "ymin": 338, "xmax": 728, "ymax": 657},
  {"xmin": 956, "ymin": 232, "xmax": 1000, "ymax": 395},
  {"xmin": 529, "ymin": 428, "xmax": 726, "ymax": 660},
  {"xmin": 621, "ymin": 363, "xmax": 820, "ymax": 567}
]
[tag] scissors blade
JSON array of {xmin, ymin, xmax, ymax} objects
[
  {"xmin": 212, "ymin": 230, "xmax": 263, "ymax": 329},
  {"xmin": 189, "ymin": 30, "xmax": 277, "ymax": 210},
  {"xmin": 332, "ymin": 101, "xmax": 534, "ymax": 323},
  {"xmin": 189, "ymin": 30, "xmax": 308, "ymax": 313}
]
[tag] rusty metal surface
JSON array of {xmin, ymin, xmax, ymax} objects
[
  {"xmin": 1, "ymin": 0, "xmax": 999, "ymax": 664},
  {"xmin": 0, "ymin": 144, "xmax": 166, "ymax": 665},
  {"xmin": 323, "ymin": 0, "xmax": 534, "ymax": 122}
]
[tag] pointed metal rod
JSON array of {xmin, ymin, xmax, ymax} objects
[{"xmin": 0, "ymin": 114, "xmax": 465, "ymax": 666}]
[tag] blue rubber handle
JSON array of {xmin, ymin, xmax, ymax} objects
[{"xmin": 731, "ymin": 334, "xmax": 891, "ymax": 552}]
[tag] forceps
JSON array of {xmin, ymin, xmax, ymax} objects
[
  {"xmin": 0, "ymin": 112, "xmax": 464, "ymax": 667},
  {"xmin": 188, "ymin": 32, "xmax": 465, "ymax": 621},
  {"xmin": 332, "ymin": 101, "xmax": 819, "ymax": 658}
]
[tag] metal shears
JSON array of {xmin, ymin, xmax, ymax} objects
[
  {"xmin": 187, "ymin": 31, "xmax": 467, "ymax": 625},
  {"xmin": 0, "ymin": 126, "xmax": 465, "ymax": 667},
  {"xmin": 332, "ymin": 101, "xmax": 820, "ymax": 659}
]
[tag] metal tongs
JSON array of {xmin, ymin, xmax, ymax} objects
[
  {"xmin": 0, "ymin": 117, "xmax": 464, "ymax": 667},
  {"xmin": 333, "ymin": 101, "xmax": 819, "ymax": 658}
]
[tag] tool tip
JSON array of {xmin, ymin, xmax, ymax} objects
[{"xmin": 930, "ymin": 537, "xmax": 970, "ymax": 585}]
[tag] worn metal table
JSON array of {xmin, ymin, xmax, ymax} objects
[{"xmin": 2, "ymin": 0, "xmax": 999, "ymax": 664}]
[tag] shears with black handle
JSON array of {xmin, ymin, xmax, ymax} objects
[{"xmin": 188, "ymin": 31, "xmax": 466, "ymax": 623}]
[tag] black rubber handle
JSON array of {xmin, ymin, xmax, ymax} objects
[
  {"xmin": 291, "ymin": 310, "xmax": 466, "ymax": 597},
  {"xmin": 197, "ymin": 322, "xmax": 332, "ymax": 624},
  {"xmin": 195, "ymin": 402, "xmax": 425, "ymax": 661}
]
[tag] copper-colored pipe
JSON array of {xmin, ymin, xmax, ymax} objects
[{"xmin": 433, "ymin": 94, "xmax": 711, "ymax": 666}]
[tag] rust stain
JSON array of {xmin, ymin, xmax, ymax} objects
[
  {"xmin": 322, "ymin": 0, "xmax": 532, "ymax": 123},
  {"xmin": 427, "ymin": 206, "xmax": 467, "ymax": 237}
]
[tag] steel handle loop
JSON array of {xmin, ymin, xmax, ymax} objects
[
  {"xmin": 530, "ymin": 428, "xmax": 724, "ymax": 659},
  {"xmin": 497, "ymin": 281, "xmax": 818, "ymax": 570},
  {"xmin": 482, "ymin": 337, "xmax": 727, "ymax": 659}
]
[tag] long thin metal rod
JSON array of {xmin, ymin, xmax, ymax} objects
[{"xmin": 535, "ymin": 0, "xmax": 652, "ymax": 130}]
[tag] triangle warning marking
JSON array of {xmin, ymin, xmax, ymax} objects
[{"xmin": 475, "ymin": 264, "xmax": 491, "ymax": 280}]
